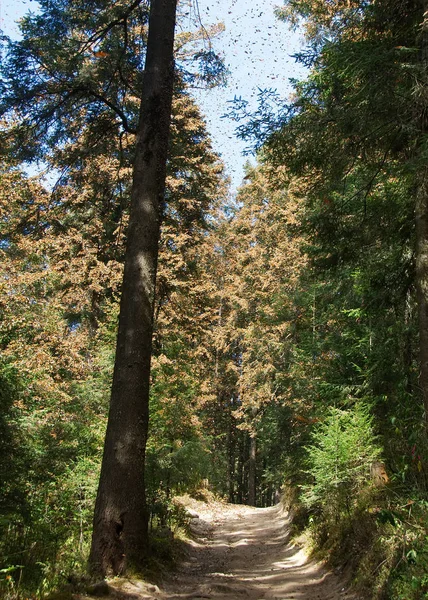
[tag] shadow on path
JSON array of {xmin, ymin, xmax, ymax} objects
[{"xmin": 159, "ymin": 501, "xmax": 359, "ymax": 600}]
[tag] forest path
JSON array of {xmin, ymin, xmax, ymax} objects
[{"xmin": 106, "ymin": 498, "xmax": 359, "ymax": 600}]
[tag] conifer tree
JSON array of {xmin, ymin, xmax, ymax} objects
[
  {"xmin": 0, "ymin": 0, "xmax": 227, "ymax": 577},
  {"xmin": 88, "ymin": 0, "xmax": 178, "ymax": 575},
  {"xmin": 266, "ymin": 0, "xmax": 426, "ymax": 445}
]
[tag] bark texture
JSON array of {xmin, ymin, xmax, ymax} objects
[
  {"xmin": 416, "ymin": 0, "xmax": 428, "ymax": 430},
  {"xmin": 416, "ymin": 172, "xmax": 428, "ymax": 428},
  {"xmin": 89, "ymin": 0, "xmax": 177, "ymax": 576}
]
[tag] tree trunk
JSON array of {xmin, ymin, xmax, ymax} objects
[
  {"xmin": 227, "ymin": 402, "xmax": 236, "ymax": 503},
  {"xmin": 416, "ymin": 178, "xmax": 428, "ymax": 427},
  {"xmin": 416, "ymin": 0, "xmax": 428, "ymax": 431},
  {"xmin": 248, "ymin": 434, "xmax": 257, "ymax": 506},
  {"xmin": 89, "ymin": 0, "xmax": 177, "ymax": 577},
  {"xmin": 237, "ymin": 433, "xmax": 245, "ymax": 504},
  {"xmin": 404, "ymin": 289, "xmax": 414, "ymax": 397}
]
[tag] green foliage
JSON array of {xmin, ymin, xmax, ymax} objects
[
  {"xmin": 0, "ymin": 0, "xmax": 225, "ymax": 161},
  {"xmin": 302, "ymin": 403, "xmax": 382, "ymax": 520},
  {"xmin": 0, "ymin": 290, "xmax": 111, "ymax": 597},
  {"xmin": 0, "ymin": 360, "xmax": 26, "ymax": 514},
  {"xmin": 2, "ymin": 0, "xmax": 428, "ymax": 597},
  {"xmin": 389, "ymin": 512, "xmax": 428, "ymax": 600},
  {"xmin": 0, "ymin": 378, "xmax": 104, "ymax": 599},
  {"xmin": 0, "ymin": 0, "xmax": 228, "ymax": 583},
  {"xmin": 146, "ymin": 335, "xmax": 214, "ymax": 508}
]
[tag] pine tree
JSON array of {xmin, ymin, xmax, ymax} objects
[
  {"xmin": 88, "ymin": 0, "xmax": 178, "ymax": 576},
  {"xmin": 0, "ymin": 0, "xmax": 227, "ymax": 578},
  {"xmin": 271, "ymin": 0, "xmax": 427, "ymax": 434}
]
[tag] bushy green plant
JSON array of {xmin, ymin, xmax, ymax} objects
[
  {"xmin": 0, "ymin": 342, "xmax": 108, "ymax": 599},
  {"xmin": 302, "ymin": 403, "xmax": 382, "ymax": 521},
  {"xmin": 384, "ymin": 499, "xmax": 428, "ymax": 600}
]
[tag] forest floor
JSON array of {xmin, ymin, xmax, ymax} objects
[{"xmin": 84, "ymin": 498, "xmax": 360, "ymax": 600}]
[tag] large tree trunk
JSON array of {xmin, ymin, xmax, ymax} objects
[
  {"xmin": 416, "ymin": 0, "xmax": 428, "ymax": 431},
  {"xmin": 89, "ymin": 0, "xmax": 177, "ymax": 577}
]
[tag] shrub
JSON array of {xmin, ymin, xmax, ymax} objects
[{"xmin": 302, "ymin": 402, "xmax": 383, "ymax": 522}]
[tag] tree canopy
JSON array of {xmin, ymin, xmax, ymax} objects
[{"xmin": 2, "ymin": 0, "xmax": 428, "ymax": 597}]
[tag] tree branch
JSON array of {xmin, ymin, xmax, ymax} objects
[{"xmin": 78, "ymin": 0, "xmax": 148, "ymax": 55}]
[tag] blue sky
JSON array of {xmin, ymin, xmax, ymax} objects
[
  {"xmin": 0, "ymin": 0, "xmax": 307, "ymax": 190},
  {"xmin": 193, "ymin": 0, "xmax": 306, "ymax": 189}
]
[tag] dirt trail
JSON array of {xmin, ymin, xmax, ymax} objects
[{"xmin": 109, "ymin": 498, "xmax": 359, "ymax": 600}]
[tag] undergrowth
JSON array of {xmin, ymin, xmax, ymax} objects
[
  {"xmin": 288, "ymin": 490, "xmax": 428, "ymax": 599},
  {"xmin": 285, "ymin": 402, "xmax": 428, "ymax": 600}
]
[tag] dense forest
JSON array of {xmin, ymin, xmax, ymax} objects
[{"xmin": 1, "ymin": 0, "xmax": 428, "ymax": 598}]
